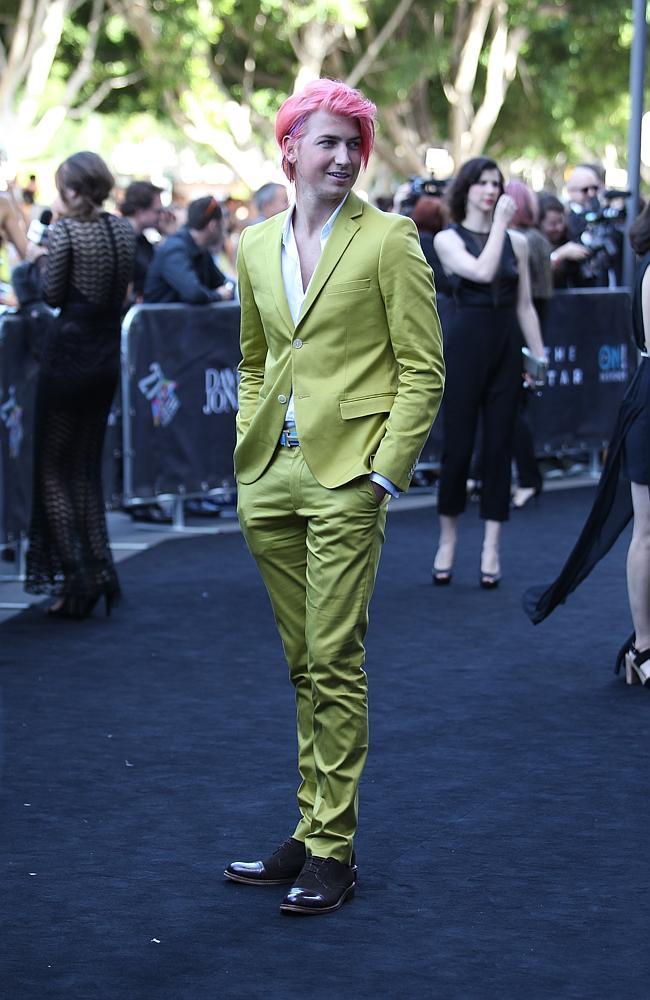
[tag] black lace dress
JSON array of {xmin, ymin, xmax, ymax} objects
[{"xmin": 25, "ymin": 213, "xmax": 135, "ymax": 600}]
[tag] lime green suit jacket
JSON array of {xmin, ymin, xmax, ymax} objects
[{"xmin": 234, "ymin": 192, "xmax": 445, "ymax": 492}]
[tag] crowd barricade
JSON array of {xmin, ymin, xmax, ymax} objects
[
  {"xmin": 0, "ymin": 305, "xmax": 45, "ymax": 545},
  {"xmin": 121, "ymin": 302, "xmax": 240, "ymax": 516},
  {"xmin": 529, "ymin": 288, "xmax": 634, "ymax": 454},
  {"xmin": 0, "ymin": 304, "xmax": 121, "ymax": 550},
  {"xmin": 0, "ymin": 289, "xmax": 639, "ymax": 546},
  {"xmin": 418, "ymin": 287, "xmax": 635, "ymax": 466}
]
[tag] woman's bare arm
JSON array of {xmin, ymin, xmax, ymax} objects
[
  {"xmin": 433, "ymin": 194, "xmax": 516, "ymax": 283},
  {"xmin": 512, "ymin": 230, "xmax": 545, "ymax": 359}
]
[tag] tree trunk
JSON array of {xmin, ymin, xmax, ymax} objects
[{"xmin": 447, "ymin": 0, "xmax": 528, "ymax": 166}]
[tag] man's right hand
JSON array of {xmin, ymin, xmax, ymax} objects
[
  {"xmin": 216, "ymin": 282, "xmax": 235, "ymax": 301},
  {"xmin": 554, "ymin": 241, "xmax": 590, "ymax": 263}
]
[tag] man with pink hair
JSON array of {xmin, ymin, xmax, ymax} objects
[{"xmin": 224, "ymin": 79, "xmax": 444, "ymax": 914}]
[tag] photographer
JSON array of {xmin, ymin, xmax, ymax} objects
[
  {"xmin": 564, "ymin": 165, "xmax": 624, "ymax": 286},
  {"xmin": 394, "ymin": 177, "xmax": 452, "ymax": 301},
  {"xmin": 539, "ymin": 193, "xmax": 591, "ymax": 289}
]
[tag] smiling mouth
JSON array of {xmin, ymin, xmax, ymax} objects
[{"xmin": 328, "ymin": 172, "xmax": 350, "ymax": 180}]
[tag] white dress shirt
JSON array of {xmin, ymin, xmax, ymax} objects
[{"xmin": 280, "ymin": 197, "xmax": 398, "ymax": 498}]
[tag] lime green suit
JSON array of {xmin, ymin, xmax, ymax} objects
[{"xmin": 235, "ymin": 192, "xmax": 444, "ymax": 862}]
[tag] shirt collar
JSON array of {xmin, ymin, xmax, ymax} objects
[{"xmin": 281, "ymin": 194, "xmax": 349, "ymax": 248}]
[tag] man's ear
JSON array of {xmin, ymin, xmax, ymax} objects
[{"xmin": 282, "ymin": 135, "xmax": 297, "ymax": 165}]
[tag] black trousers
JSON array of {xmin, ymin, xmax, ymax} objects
[
  {"xmin": 512, "ymin": 388, "xmax": 542, "ymax": 489},
  {"xmin": 438, "ymin": 305, "xmax": 522, "ymax": 522}
]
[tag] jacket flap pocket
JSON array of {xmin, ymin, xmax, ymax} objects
[
  {"xmin": 340, "ymin": 393, "xmax": 395, "ymax": 419},
  {"xmin": 326, "ymin": 278, "xmax": 372, "ymax": 295}
]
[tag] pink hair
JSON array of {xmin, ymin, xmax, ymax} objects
[
  {"xmin": 275, "ymin": 79, "xmax": 377, "ymax": 182},
  {"xmin": 505, "ymin": 179, "xmax": 538, "ymax": 228}
]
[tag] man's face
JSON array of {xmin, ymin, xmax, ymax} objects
[
  {"xmin": 138, "ymin": 194, "xmax": 163, "ymax": 231},
  {"xmin": 286, "ymin": 109, "xmax": 362, "ymax": 203},
  {"xmin": 540, "ymin": 209, "xmax": 566, "ymax": 245},
  {"xmin": 204, "ymin": 216, "xmax": 223, "ymax": 250},
  {"xmin": 566, "ymin": 168, "xmax": 601, "ymax": 207}
]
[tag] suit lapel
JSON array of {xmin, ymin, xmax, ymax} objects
[
  {"xmin": 264, "ymin": 212, "xmax": 294, "ymax": 333},
  {"xmin": 296, "ymin": 193, "xmax": 363, "ymax": 329}
]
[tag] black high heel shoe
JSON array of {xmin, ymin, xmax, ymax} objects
[
  {"xmin": 432, "ymin": 567, "xmax": 453, "ymax": 586},
  {"xmin": 614, "ymin": 633, "xmax": 635, "ymax": 676},
  {"xmin": 615, "ymin": 634, "xmax": 650, "ymax": 685},
  {"xmin": 47, "ymin": 589, "xmax": 118, "ymax": 620},
  {"xmin": 626, "ymin": 647, "xmax": 650, "ymax": 686},
  {"xmin": 479, "ymin": 570, "xmax": 501, "ymax": 589}
]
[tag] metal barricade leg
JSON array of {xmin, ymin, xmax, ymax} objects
[
  {"xmin": 0, "ymin": 533, "xmax": 27, "ymax": 583},
  {"xmin": 589, "ymin": 447, "xmax": 602, "ymax": 479},
  {"xmin": 17, "ymin": 533, "xmax": 27, "ymax": 580},
  {"xmin": 172, "ymin": 497, "xmax": 186, "ymax": 531}
]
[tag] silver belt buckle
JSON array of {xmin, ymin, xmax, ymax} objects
[{"xmin": 280, "ymin": 429, "xmax": 300, "ymax": 448}]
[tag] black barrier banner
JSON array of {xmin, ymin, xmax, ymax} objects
[
  {"xmin": 418, "ymin": 288, "xmax": 634, "ymax": 465},
  {"xmin": 123, "ymin": 302, "xmax": 241, "ymax": 501},
  {"xmin": 528, "ymin": 288, "xmax": 633, "ymax": 452},
  {"xmin": 0, "ymin": 308, "xmax": 43, "ymax": 541}
]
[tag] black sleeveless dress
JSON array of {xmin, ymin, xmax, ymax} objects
[
  {"xmin": 25, "ymin": 213, "xmax": 135, "ymax": 600},
  {"xmin": 437, "ymin": 225, "xmax": 522, "ymax": 522},
  {"xmin": 524, "ymin": 253, "xmax": 648, "ymax": 624}
]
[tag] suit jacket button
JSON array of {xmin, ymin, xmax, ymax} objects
[
  {"xmin": 292, "ymin": 338, "xmax": 303, "ymax": 349},
  {"xmin": 278, "ymin": 394, "xmax": 287, "ymax": 404}
]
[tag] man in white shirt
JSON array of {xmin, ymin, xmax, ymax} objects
[{"xmin": 224, "ymin": 79, "xmax": 444, "ymax": 915}]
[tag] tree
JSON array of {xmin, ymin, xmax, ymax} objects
[
  {"xmin": 110, "ymin": 0, "xmax": 415, "ymax": 187},
  {"xmin": 0, "ymin": 0, "xmax": 142, "ymax": 164},
  {"xmin": 0, "ymin": 0, "xmax": 642, "ymax": 189}
]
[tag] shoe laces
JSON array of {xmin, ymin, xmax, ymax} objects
[
  {"xmin": 302, "ymin": 856, "xmax": 327, "ymax": 876},
  {"xmin": 271, "ymin": 837, "xmax": 295, "ymax": 857}
]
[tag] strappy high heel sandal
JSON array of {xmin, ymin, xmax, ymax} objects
[
  {"xmin": 625, "ymin": 645, "xmax": 650, "ymax": 686},
  {"xmin": 479, "ymin": 570, "xmax": 501, "ymax": 590},
  {"xmin": 614, "ymin": 633, "xmax": 650, "ymax": 685},
  {"xmin": 432, "ymin": 538, "xmax": 455, "ymax": 586}
]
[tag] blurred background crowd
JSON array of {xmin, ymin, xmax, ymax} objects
[{"xmin": 0, "ymin": 155, "xmax": 629, "ymax": 308}]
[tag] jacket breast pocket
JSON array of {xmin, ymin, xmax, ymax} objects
[
  {"xmin": 339, "ymin": 392, "xmax": 396, "ymax": 420},
  {"xmin": 325, "ymin": 278, "xmax": 372, "ymax": 295}
]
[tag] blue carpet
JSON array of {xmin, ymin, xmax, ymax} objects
[{"xmin": 1, "ymin": 487, "xmax": 649, "ymax": 999}]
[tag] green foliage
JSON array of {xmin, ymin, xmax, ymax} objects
[{"xmin": 2, "ymin": 0, "xmax": 647, "ymax": 177}]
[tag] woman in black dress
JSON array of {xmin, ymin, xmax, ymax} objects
[
  {"xmin": 25, "ymin": 152, "xmax": 135, "ymax": 618},
  {"xmin": 525, "ymin": 203, "xmax": 650, "ymax": 686},
  {"xmin": 432, "ymin": 158, "xmax": 546, "ymax": 587}
]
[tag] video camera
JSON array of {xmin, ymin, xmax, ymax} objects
[
  {"xmin": 400, "ymin": 176, "xmax": 448, "ymax": 214},
  {"xmin": 579, "ymin": 189, "xmax": 628, "ymax": 283}
]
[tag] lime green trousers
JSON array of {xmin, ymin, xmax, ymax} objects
[{"xmin": 237, "ymin": 445, "xmax": 389, "ymax": 864}]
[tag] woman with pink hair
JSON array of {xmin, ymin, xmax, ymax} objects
[
  {"xmin": 505, "ymin": 180, "xmax": 553, "ymax": 325},
  {"xmin": 504, "ymin": 179, "xmax": 553, "ymax": 509}
]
